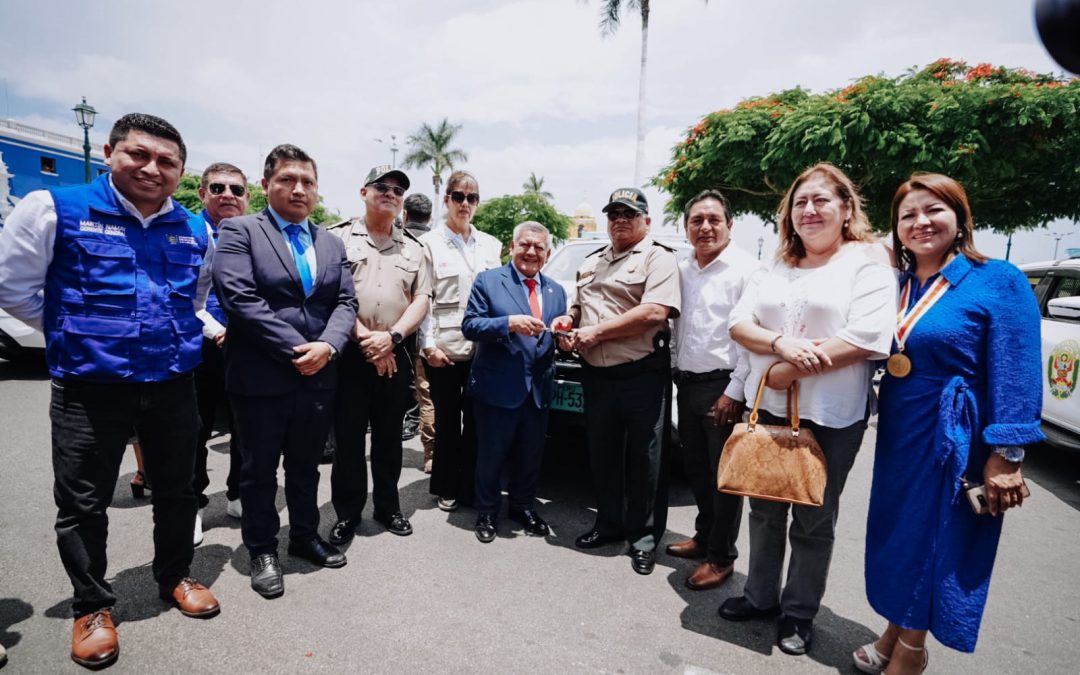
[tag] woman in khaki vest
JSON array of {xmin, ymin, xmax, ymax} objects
[{"xmin": 418, "ymin": 171, "xmax": 503, "ymax": 512}]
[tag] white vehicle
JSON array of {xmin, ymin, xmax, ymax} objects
[
  {"xmin": 0, "ymin": 309, "xmax": 44, "ymax": 362},
  {"xmin": 1021, "ymin": 257, "xmax": 1080, "ymax": 451}
]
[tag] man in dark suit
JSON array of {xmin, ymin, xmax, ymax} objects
[
  {"xmin": 462, "ymin": 221, "xmax": 571, "ymax": 543},
  {"xmin": 212, "ymin": 144, "xmax": 358, "ymax": 598}
]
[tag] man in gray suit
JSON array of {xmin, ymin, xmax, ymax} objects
[{"xmin": 212, "ymin": 144, "xmax": 357, "ymax": 598}]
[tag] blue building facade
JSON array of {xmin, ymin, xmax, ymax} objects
[{"xmin": 0, "ymin": 119, "xmax": 108, "ymax": 226}]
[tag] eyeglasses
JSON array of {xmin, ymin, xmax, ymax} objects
[
  {"xmin": 208, "ymin": 183, "xmax": 246, "ymax": 197},
  {"xmin": 607, "ymin": 208, "xmax": 640, "ymax": 221},
  {"xmin": 450, "ymin": 191, "xmax": 480, "ymax": 205},
  {"xmin": 369, "ymin": 182, "xmax": 406, "ymax": 197}
]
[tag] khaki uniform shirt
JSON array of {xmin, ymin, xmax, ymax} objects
[
  {"xmin": 326, "ymin": 216, "xmax": 432, "ymax": 332},
  {"xmin": 573, "ymin": 236, "xmax": 681, "ymax": 367}
]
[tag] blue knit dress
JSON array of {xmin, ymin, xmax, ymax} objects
[{"xmin": 865, "ymin": 255, "xmax": 1044, "ymax": 652}]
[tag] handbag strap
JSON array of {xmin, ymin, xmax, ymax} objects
[{"xmin": 748, "ymin": 362, "xmax": 801, "ymax": 436}]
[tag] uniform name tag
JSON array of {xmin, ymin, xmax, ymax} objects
[
  {"xmin": 168, "ymin": 234, "xmax": 197, "ymax": 246},
  {"xmin": 79, "ymin": 220, "xmax": 105, "ymax": 234}
]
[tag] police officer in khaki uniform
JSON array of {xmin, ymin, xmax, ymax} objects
[
  {"xmin": 560, "ymin": 187, "xmax": 681, "ymax": 576},
  {"xmin": 326, "ymin": 166, "xmax": 432, "ymax": 543}
]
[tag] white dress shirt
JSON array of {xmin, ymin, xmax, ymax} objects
[
  {"xmin": 0, "ymin": 180, "xmax": 215, "ymax": 334},
  {"xmin": 673, "ymin": 243, "xmax": 759, "ymax": 401}
]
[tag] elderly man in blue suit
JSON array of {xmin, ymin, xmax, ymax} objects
[{"xmin": 462, "ymin": 221, "xmax": 571, "ymax": 543}]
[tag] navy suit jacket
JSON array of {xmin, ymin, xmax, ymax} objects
[
  {"xmin": 463, "ymin": 263, "xmax": 567, "ymax": 409},
  {"xmin": 212, "ymin": 209, "xmax": 358, "ymax": 397}
]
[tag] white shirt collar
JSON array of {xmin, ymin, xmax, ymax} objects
[{"xmin": 107, "ymin": 175, "xmax": 174, "ymax": 227}]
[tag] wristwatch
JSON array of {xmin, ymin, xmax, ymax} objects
[
  {"xmin": 389, "ymin": 330, "xmax": 404, "ymax": 345},
  {"xmin": 993, "ymin": 446, "xmax": 1025, "ymax": 463}
]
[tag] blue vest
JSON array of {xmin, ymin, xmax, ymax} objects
[
  {"xmin": 45, "ymin": 175, "xmax": 208, "ymax": 381},
  {"xmin": 198, "ymin": 209, "xmax": 228, "ymax": 327}
]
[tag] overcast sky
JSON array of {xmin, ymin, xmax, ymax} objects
[{"xmin": 1, "ymin": 0, "xmax": 1076, "ymax": 263}]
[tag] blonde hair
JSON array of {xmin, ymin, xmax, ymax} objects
[{"xmin": 776, "ymin": 163, "xmax": 873, "ymax": 266}]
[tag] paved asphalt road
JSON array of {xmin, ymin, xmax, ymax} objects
[{"xmin": 1, "ymin": 357, "xmax": 1079, "ymax": 674}]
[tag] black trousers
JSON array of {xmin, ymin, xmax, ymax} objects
[
  {"xmin": 50, "ymin": 375, "xmax": 198, "ymax": 617},
  {"xmin": 427, "ymin": 359, "xmax": 476, "ymax": 504},
  {"xmin": 473, "ymin": 398, "xmax": 548, "ymax": 515},
  {"xmin": 194, "ymin": 338, "xmax": 240, "ymax": 507},
  {"xmin": 231, "ymin": 387, "xmax": 334, "ymax": 557},
  {"xmin": 675, "ymin": 374, "xmax": 743, "ymax": 566},
  {"xmin": 331, "ymin": 343, "xmax": 412, "ymax": 520},
  {"xmin": 581, "ymin": 355, "xmax": 671, "ymax": 553}
]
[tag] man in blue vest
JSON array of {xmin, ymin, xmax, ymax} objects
[
  {"xmin": 191, "ymin": 162, "xmax": 249, "ymax": 546},
  {"xmin": 0, "ymin": 113, "xmax": 221, "ymax": 669}
]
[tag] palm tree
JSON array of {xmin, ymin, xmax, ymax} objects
[
  {"xmin": 522, "ymin": 172, "xmax": 554, "ymax": 202},
  {"xmin": 402, "ymin": 118, "xmax": 468, "ymax": 220},
  {"xmin": 593, "ymin": 0, "xmax": 707, "ymax": 186}
]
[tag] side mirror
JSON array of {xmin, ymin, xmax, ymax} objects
[{"xmin": 1047, "ymin": 296, "xmax": 1080, "ymax": 321}]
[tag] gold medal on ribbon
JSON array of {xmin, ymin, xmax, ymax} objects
[
  {"xmin": 886, "ymin": 352, "xmax": 912, "ymax": 378},
  {"xmin": 890, "ymin": 275, "xmax": 950, "ymax": 379}
]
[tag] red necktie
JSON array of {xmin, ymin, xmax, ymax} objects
[{"xmin": 524, "ymin": 279, "xmax": 542, "ymax": 320}]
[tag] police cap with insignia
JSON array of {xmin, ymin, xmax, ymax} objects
[
  {"xmin": 365, "ymin": 165, "xmax": 411, "ymax": 190},
  {"xmin": 601, "ymin": 187, "xmax": 648, "ymax": 214}
]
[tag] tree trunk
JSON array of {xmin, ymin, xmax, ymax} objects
[
  {"xmin": 633, "ymin": 0, "xmax": 649, "ymax": 186},
  {"xmin": 432, "ymin": 171, "xmax": 443, "ymax": 224}
]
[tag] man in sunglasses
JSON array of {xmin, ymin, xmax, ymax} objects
[
  {"xmin": 325, "ymin": 166, "xmax": 432, "ymax": 542},
  {"xmin": 191, "ymin": 163, "xmax": 249, "ymax": 545},
  {"xmin": 558, "ymin": 187, "xmax": 681, "ymax": 576}
]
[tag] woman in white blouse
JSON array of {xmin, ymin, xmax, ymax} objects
[{"xmin": 721, "ymin": 163, "xmax": 896, "ymax": 657}]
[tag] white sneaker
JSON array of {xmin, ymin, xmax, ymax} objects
[
  {"xmin": 193, "ymin": 509, "xmax": 204, "ymax": 547},
  {"xmin": 226, "ymin": 498, "xmax": 243, "ymax": 519}
]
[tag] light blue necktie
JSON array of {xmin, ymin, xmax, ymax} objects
[{"xmin": 284, "ymin": 224, "xmax": 314, "ymax": 295}]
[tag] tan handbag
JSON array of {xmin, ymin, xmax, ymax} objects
[{"xmin": 717, "ymin": 363, "xmax": 827, "ymax": 507}]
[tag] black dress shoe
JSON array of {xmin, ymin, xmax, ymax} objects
[
  {"xmin": 777, "ymin": 616, "xmax": 814, "ymax": 655},
  {"xmin": 630, "ymin": 548, "xmax": 655, "ymax": 575},
  {"xmin": 574, "ymin": 529, "xmax": 622, "ymax": 549},
  {"xmin": 718, "ymin": 596, "xmax": 782, "ymax": 622},
  {"xmin": 288, "ymin": 536, "xmax": 347, "ymax": 568},
  {"xmin": 328, "ymin": 518, "xmax": 359, "ymax": 545},
  {"xmin": 374, "ymin": 511, "xmax": 413, "ymax": 536},
  {"xmin": 474, "ymin": 513, "xmax": 497, "ymax": 543},
  {"xmin": 250, "ymin": 553, "xmax": 284, "ymax": 598},
  {"xmin": 508, "ymin": 508, "xmax": 549, "ymax": 536}
]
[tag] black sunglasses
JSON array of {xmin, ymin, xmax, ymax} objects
[
  {"xmin": 208, "ymin": 183, "xmax": 246, "ymax": 197},
  {"xmin": 607, "ymin": 208, "xmax": 640, "ymax": 221},
  {"xmin": 450, "ymin": 191, "xmax": 480, "ymax": 205},
  {"xmin": 369, "ymin": 182, "xmax": 406, "ymax": 197}
]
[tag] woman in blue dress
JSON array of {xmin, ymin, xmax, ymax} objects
[{"xmin": 854, "ymin": 174, "xmax": 1044, "ymax": 674}]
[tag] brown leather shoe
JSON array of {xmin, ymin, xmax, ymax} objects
[
  {"xmin": 71, "ymin": 609, "xmax": 118, "ymax": 669},
  {"xmin": 686, "ymin": 561, "xmax": 734, "ymax": 590},
  {"xmin": 159, "ymin": 577, "xmax": 220, "ymax": 618},
  {"xmin": 665, "ymin": 538, "xmax": 706, "ymax": 559}
]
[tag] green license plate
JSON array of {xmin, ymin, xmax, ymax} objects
[{"xmin": 552, "ymin": 380, "xmax": 584, "ymax": 413}]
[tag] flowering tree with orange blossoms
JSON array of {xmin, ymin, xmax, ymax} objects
[{"xmin": 655, "ymin": 60, "xmax": 1080, "ymax": 232}]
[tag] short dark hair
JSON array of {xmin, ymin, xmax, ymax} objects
[
  {"xmin": 683, "ymin": 189, "xmax": 733, "ymax": 224},
  {"xmin": 263, "ymin": 144, "xmax": 318, "ymax": 181},
  {"xmin": 109, "ymin": 113, "xmax": 187, "ymax": 164},
  {"xmin": 200, "ymin": 162, "xmax": 246, "ymax": 188},
  {"xmin": 403, "ymin": 193, "xmax": 432, "ymax": 223}
]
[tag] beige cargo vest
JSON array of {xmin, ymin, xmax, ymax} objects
[{"xmin": 419, "ymin": 225, "xmax": 503, "ymax": 361}]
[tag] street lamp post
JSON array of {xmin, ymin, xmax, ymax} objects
[
  {"xmin": 72, "ymin": 97, "xmax": 97, "ymax": 184},
  {"xmin": 757, "ymin": 236, "xmax": 764, "ymax": 260},
  {"xmin": 374, "ymin": 134, "xmax": 399, "ymax": 168}
]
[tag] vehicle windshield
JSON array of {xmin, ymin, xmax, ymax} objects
[{"xmin": 544, "ymin": 243, "xmax": 605, "ymax": 281}]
